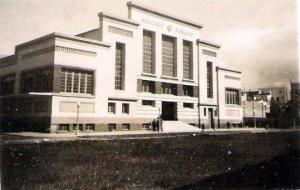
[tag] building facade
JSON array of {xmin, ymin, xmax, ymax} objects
[
  {"xmin": 291, "ymin": 82, "xmax": 300, "ymax": 124},
  {"xmin": 259, "ymin": 87, "xmax": 288, "ymax": 104},
  {"xmin": 0, "ymin": 2, "xmax": 242, "ymax": 133},
  {"xmin": 241, "ymin": 90, "xmax": 271, "ymax": 119}
]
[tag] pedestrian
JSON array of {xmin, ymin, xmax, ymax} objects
[
  {"xmin": 226, "ymin": 121, "xmax": 230, "ymax": 129},
  {"xmin": 201, "ymin": 124, "xmax": 205, "ymax": 133}
]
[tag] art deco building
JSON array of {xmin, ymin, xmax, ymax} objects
[{"xmin": 0, "ymin": 2, "xmax": 242, "ymax": 132}]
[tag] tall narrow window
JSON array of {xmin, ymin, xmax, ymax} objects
[
  {"xmin": 143, "ymin": 30, "xmax": 155, "ymax": 74},
  {"xmin": 207, "ymin": 61, "xmax": 213, "ymax": 98},
  {"xmin": 183, "ymin": 40, "xmax": 193, "ymax": 80},
  {"xmin": 115, "ymin": 43, "xmax": 125, "ymax": 90},
  {"xmin": 162, "ymin": 35, "xmax": 176, "ymax": 77}
]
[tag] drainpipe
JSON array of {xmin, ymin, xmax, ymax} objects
[
  {"xmin": 197, "ymin": 40, "xmax": 201, "ymax": 128},
  {"xmin": 216, "ymin": 67, "xmax": 220, "ymax": 128}
]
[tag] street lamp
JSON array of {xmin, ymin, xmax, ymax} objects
[
  {"xmin": 253, "ymin": 96, "xmax": 256, "ymax": 130},
  {"xmin": 76, "ymin": 103, "xmax": 80, "ymax": 135},
  {"xmin": 158, "ymin": 107, "xmax": 162, "ymax": 132}
]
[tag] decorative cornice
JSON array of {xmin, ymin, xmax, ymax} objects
[
  {"xmin": 0, "ymin": 55, "xmax": 16, "ymax": 68},
  {"xmin": 108, "ymin": 97, "xmax": 138, "ymax": 102},
  {"xmin": 197, "ymin": 39, "xmax": 221, "ymax": 48},
  {"xmin": 16, "ymin": 33, "xmax": 111, "ymax": 50},
  {"xmin": 216, "ymin": 67, "xmax": 242, "ymax": 74},
  {"xmin": 127, "ymin": 1, "xmax": 203, "ymax": 29},
  {"xmin": 20, "ymin": 45, "xmax": 97, "ymax": 59}
]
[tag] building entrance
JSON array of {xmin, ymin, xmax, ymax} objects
[
  {"xmin": 161, "ymin": 101, "xmax": 177, "ymax": 120},
  {"xmin": 208, "ymin": 108, "xmax": 215, "ymax": 129}
]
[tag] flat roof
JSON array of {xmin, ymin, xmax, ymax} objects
[
  {"xmin": 127, "ymin": 1, "xmax": 203, "ymax": 29},
  {"xmin": 197, "ymin": 39, "xmax": 221, "ymax": 48},
  {"xmin": 98, "ymin": 12, "xmax": 140, "ymax": 26},
  {"xmin": 76, "ymin": 28, "xmax": 99, "ymax": 37},
  {"xmin": 0, "ymin": 55, "xmax": 15, "ymax": 61},
  {"xmin": 16, "ymin": 33, "xmax": 111, "ymax": 49}
]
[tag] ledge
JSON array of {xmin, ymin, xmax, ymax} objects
[
  {"xmin": 197, "ymin": 39, "xmax": 221, "ymax": 48},
  {"xmin": 98, "ymin": 12, "xmax": 140, "ymax": 26},
  {"xmin": 161, "ymin": 75, "xmax": 178, "ymax": 81},
  {"xmin": 217, "ymin": 67, "xmax": 242, "ymax": 74},
  {"xmin": 141, "ymin": 72, "xmax": 157, "ymax": 78}
]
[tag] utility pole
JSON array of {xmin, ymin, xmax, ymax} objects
[{"xmin": 76, "ymin": 103, "xmax": 80, "ymax": 135}]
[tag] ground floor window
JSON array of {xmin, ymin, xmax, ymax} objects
[
  {"xmin": 85, "ymin": 124, "xmax": 95, "ymax": 131},
  {"xmin": 34, "ymin": 100, "xmax": 48, "ymax": 113},
  {"xmin": 108, "ymin": 123, "xmax": 117, "ymax": 131},
  {"xmin": 59, "ymin": 124, "xmax": 70, "ymax": 131},
  {"xmin": 122, "ymin": 123, "xmax": 130, "ymax": 130},
  {"xmin": 72, "ymin": 124, "xmax": 83, "ymax": 131},
  {"xmin": 142, "ymin": 100, "xmax": 155, "ymax": 107},
  {"xmin": 183, "ymin": 103, "xmax": 194, "ymax": 109},
  {"xmin": 204, "ymin": 108, "xmax": 207, "ymax": 116},
  {"xmin": 142, "ymin": 123, "xmax": 151, "ymax": 130}
]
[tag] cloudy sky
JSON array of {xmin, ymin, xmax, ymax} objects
[{"xmin": 0, "ymin": 0, "xmax": 298, "ymax": 89}]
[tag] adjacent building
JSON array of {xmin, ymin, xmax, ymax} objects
[
  {"xmin": 291, "ymin": 82, "xmax": 300, "ymax": 124},
  {"xmin": 241, "ymin": 90, "xmax": 271, "ymax": 119},
  {"xmin": 259, "ymin": 87, "xmax": 288, "ymax": 104},
  {"xmin": 0, "ymin": 2, "xmax": 242, "ymax": 133}
]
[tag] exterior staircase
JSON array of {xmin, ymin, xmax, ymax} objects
[{"xmin": 162, "ymin": 121, "xmax": 201, "ymax": 132}]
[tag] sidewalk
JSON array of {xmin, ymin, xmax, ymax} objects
[
  {"xmin": 5, "ymin": 127, "xmax": 268, "ymax": 138},
  {"xmin": 5, "ymin": 127, "xmax": 299, "ymax": 138},
  {"xmin": 2, "ymin": 128, "xmax": 299, "ymax": 144}
]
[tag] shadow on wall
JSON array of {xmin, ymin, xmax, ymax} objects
[{"xmin": 173, "ymin": 151, "xmax": 300, "ymax": 190}]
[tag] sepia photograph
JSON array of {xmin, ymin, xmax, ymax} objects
[{"xmin": 0, "ymin": 0, "xmax": 299, "ymax": 189}]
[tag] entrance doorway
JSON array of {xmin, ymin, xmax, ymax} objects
[
  {"xmin": 208, "ymin": 108, "xmax": 215, "ymax": 129},
  {"xmin": 161, "ymin": 101, "xmax": 177, "ymax": 120}
]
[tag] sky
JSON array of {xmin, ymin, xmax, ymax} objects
[{"xmin": 0, "ymin": 0, "xmax": 298, "ymax": 90}]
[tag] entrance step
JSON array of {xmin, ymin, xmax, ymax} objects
[{"xmin": 162, "ymin": 121, "xmax": 201, "ymax": 132}]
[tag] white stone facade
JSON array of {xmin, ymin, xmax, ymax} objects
[{"xmin": 0, "ymin": 2, "xmax": 242, "ymax": 132}]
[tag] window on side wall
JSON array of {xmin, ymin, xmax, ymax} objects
[
  {"xmin": 122, "ymin": 123, "xmax": 130, "ymax": 130},
  {"xmin": 142, "ymin": 100, "xmax": 155, "ymax": 107},
  {"xmin": 183, "ymin": 103, "xmax": 194, "ymax": 109},
  {"xmin": 60, "ymin": 68, "xmax": 94, "ymax": 95},
  {"xmin": 122, "ymin": 103, "xmax": 129, "ymax": 114},
  {"xmin": 108, "ymin": 102, "xmax": 116, "ymax": 114},
  {"xmin": 225, "ymin": 88, "xmax": 240, "ymax": 105}
]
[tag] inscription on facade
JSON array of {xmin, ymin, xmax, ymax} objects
[{"xmin": 141, "ymin": 18, "xmax": 194, "ymax": 37}]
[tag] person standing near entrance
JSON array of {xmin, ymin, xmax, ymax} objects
[{"xmin": 201, "ymin": 124, "xmax": 205, "ymax": 133}]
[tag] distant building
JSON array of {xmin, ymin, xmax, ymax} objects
[
  {"xmin": 290, "ymin": 82, "xmax": 300, "ymax": 124},
  {"xmin": 241, "ymin": 90, "xmax": 271, "ymax": 119},
  {"xmin": 259, "ymin": 87, "xmax": 288, "ymax": 103}
]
